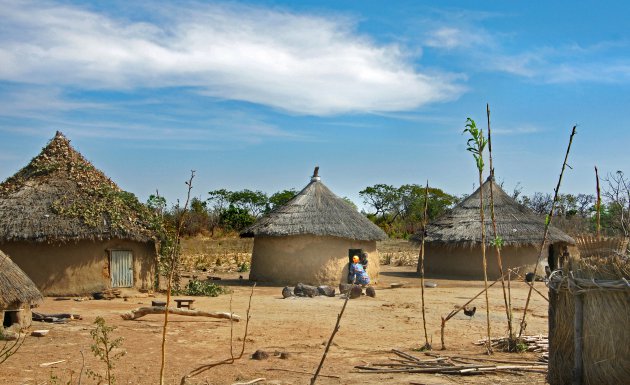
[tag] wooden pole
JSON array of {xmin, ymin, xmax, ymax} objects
[
  {"xmin": 160, "ymin": 171, "xmax": 195, "ymax": 385},
  {"xmin": 477, "ymin": 155, "xmax": 492, "ymax": 354},
  {"xmin": 573, "ymin": 293, "xmax": 584, "ymax": 385},
  {"xmin": 440, "ymin": 316, "xmax": 446, "ymax": 350},
  {"xmin": 419, "ymin": 181, "xmax": 431, "ymax": 350},
  {"xmin": 486, "ymin": 103, "xmax": 514, "ymax": 344},
  {"xmin": 595, "ymin": 166, "xmax": 601, "ymax": 239}
]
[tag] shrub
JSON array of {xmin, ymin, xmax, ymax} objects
[{"xmin": 179, "ymin": 279, "xmax": 229, "ymax": 297}]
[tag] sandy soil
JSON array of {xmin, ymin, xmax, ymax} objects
[{"xmin": 2, "ymin": 266, "xmax": 550, "ymax": 385}]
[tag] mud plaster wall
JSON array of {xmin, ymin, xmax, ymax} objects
[
  {"xmin": 249, "ymin": 235, "xmax": 379, "ymax": 285},
  {"xmin": 1, "ymin": 240, "xmax": 155, "ymax": 296},
  {"xmin": 424, "ymin": 244, "xmax": 556, "ymax": 279},
  {"xmin": 1, "ymin": 304, "xmax": 32, "ymax": 330}
]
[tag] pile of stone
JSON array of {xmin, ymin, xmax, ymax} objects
[{"xmin": 282, "ymin": 283, "xmax": 375, "ymax": 299}]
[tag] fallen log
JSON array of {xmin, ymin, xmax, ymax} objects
[
  {"xmin": 33, "ymin": 312, "xmax": 81, "ymax": 321},
  {"xmin": 120, "ymin": 306, "xmax": 240, "ymax": 321}
]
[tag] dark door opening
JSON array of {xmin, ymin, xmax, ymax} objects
[{"xmin": 3, "ymin": 311, "xmax": 17, "ymax": 328}]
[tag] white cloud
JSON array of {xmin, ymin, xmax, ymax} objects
[
  {"xmin": 492, "ymin": 124, "xmax": 541, "ymax": 135},
  {"xmin": 0, "ymin": 1, "xmax": 464, "ymax": 115}
]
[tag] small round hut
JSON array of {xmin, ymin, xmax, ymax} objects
[
  {"xmin": 241, "ymin": 168, "xmax": 388, "ymax": 285},
  {"xmin": 0, "ymin": 132, "xmax": 157, "ymax": 295},
  {"xmin": 0, "ymin": 249, "xmax": 43, "ymax": 331},
  {"xmin": 413, "ymin": 176, "xmax": 575, "ymax": 279}
]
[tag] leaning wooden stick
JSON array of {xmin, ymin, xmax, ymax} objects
[
  {"xmin": 121, "ymin": 306, "xmax": 241, "ymax": 321},
  {"xmin": 440, "ymin": 272, "xmax": 508, "ymax": 350},
  {"xmin": 518, "ymin": 125, "xmax": 577, "ymax": 338},
  {"xmin": 310, "ymin": 280, "xmax": 356, "ymax": 385}
]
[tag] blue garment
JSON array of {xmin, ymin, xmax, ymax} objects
[{"xmin": 349, "ymin": 262, "xmax": 370, "ymax": 285}]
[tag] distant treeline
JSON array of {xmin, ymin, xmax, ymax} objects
[{"xmin": 149, "ymin": 171, "xmax": 629, "ymax": 239}]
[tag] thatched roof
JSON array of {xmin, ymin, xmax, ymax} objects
[
  {"xmin": 413, "ymin": 177, "xmax": 575, "ymax": 246},
  {"xmin": 0, "ymin": 249, "xmax": 42, "ymax": 308},
  {"xmin": 0, "ymin": 132, "xmax": 155, "ymax": 243},
  {"xmin": 241, "ymin": 168, "xmax": 387, "ymax": 241}
]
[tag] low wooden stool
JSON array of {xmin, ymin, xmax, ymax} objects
[{"xmin": 174, "ymin": 299, "xmax": 195, "ymax": 309}]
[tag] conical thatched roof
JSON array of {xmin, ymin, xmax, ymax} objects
[
  {"xmin": 241, "ymin": 168, "xmax": 387, "ymax": 241},
  {"xmin": 0, "ymin": 132, "xmax": 155, "ymax": 243},
  {"xmin": 413, "ymin": 177, "xmax": 575, "ymax": 246},
  {"xmin": 0, "ymin": 249, "xmax": 42, "ymax": 308}
]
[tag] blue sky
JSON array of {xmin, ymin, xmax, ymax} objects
[{"xmin": 1, "ymin": 0, "xmax": 629, "ymax": 208}]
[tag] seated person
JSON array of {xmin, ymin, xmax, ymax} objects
[
  {"xmin": 348, "ymin": 255, "xmax": 370, "ymax": 285},
  {"xmin": 360, "ymin": 251, "xmax": 369, "ymax": 270}
]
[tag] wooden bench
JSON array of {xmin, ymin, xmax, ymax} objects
[
  {"xmin": 151, "ymin": 300, "xmax": 166, "ymax": 307},
  {"xmin": 174, "ymin": 299, "xmax": 195, "ymax": 309}
]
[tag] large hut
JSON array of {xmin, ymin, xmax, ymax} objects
[
  {"xmin": 0, "ymin": 132, "xmax": 157, "ymax": 295},
  {"xmin": 1, "ymin": 249, "xmax": 42, "ymax": 331},
  {"xmin": 413, "ymin": 176, "xmax": 575, "ymax": 279},
  {"xmin": 241, "ymin": 168, "xmax": 388, "ymax": 285}
]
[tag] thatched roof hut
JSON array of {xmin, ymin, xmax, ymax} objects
[
  {"xmin": 242, "ymin": 167, "xmax": 387, "ymax": 285},
  {"xmin": 412, "ymin": 176, "xmax": 575, "ymax": 278},
  {"xmin": 0, "ymin": 132, "xmax": 157, "ymax": 295},
  {"xmin": 0, "ymin": 248, "xmax": 42, "ymax": 330},
  {"xmin": 0, "ymin": 131, "xmax": 154, "ymax": 243}
]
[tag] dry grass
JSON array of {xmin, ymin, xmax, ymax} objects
[
  {"xmin": 180, "ymin": 236, "xmax": 253, "ymax": 274},
  {"xmin": 377, "ymin": 239, "xmax": 419, "ymax": 267},
  {"xmin": 570, "ymin": 254, "xmax": 630, "ymax": 279}
]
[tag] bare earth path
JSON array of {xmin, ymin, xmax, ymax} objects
[{"xmin": 2, "ymin": 266, "xmax": 549, "ymax": 385}]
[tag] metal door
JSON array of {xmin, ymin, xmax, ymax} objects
[{"xmin": 111, "ymin": 250, "xmax": 133, "ymax": 287}]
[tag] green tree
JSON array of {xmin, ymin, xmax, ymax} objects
[
  {"xmin": 359, "ymin": 184, "xmax": 399, "ymax": 219},
  {"xmin": 220, "ymin": 205, "xmax": 255, "ymax": 231},
  {"xmin": 268, "ymin": 189, "xmax": 298, "ymax": 211}
]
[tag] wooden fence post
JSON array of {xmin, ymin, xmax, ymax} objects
[{"xmin": 573, "ymin": 292, "xmax": 584, "ymax": 385}]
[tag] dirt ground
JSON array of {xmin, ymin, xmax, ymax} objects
[{"xmin": 2, "ymin": 265, "xmax": 550, "ymax": 385}]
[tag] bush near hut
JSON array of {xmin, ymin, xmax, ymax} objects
[{"xmin": 177, "ymin": 279, "xmax": 229, "ymax": 297}]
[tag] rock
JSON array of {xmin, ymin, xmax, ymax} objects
[
  {"xmin": 349, "ymin": 285, "xmax": 362, "ymax": 299},
  {"xmin": 338, "ymin": 283, "xmax": 352, "ymax": 294},
  {"xmin": 424, "ymin": 281, "xmax": 438, "ymax": 288},
  {"xmin": 0, "ymin": 331, "xmax": 19, "ymax": 340},
  {"xmin": 317, "ymin": 285, "xmax": 335, "ymax": 297},
  {"xmin": 282, "ymin": 286, "xmax": 293, "ymax": 298},
  {"xmin": 31, "ymin": 330, "xmax": 49, "ymax": 337},
  {"xmin": 279, "ymin": 351, "xmax": 290, "ymax": 359},
  {"xmin": 365, "ymin": 286, "xmax": 376, "ymax": 298},
  {"xmin": 294, "ymin": 283, "xmax": 319, "ymax": 297},
  {"xmin": 251, "ymin": 350, "xmax": 269, "ymax": 360}
]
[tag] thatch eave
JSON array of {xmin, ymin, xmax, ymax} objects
[{"xmin": 0, "ymin": 249, "xmax": 43, "ymax": 309}]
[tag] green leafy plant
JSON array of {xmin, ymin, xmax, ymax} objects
[
  {"xmin": 179, "ymin": 279, "xmax": 229, "ymax": 297},
  {"xmin": 463, "ymin": 118, "xmax": 488, "ymax": 173},
  {"xmin": 86, "ymin": 317, "xmax": 125, "ymax": 385},
  {"xmin": 490, "ymin": 236, "xmax": 504, "ymax": 249},
  {"xmin": 237, "ymin": 261, "xmax": 250, "ymax": 272}
]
